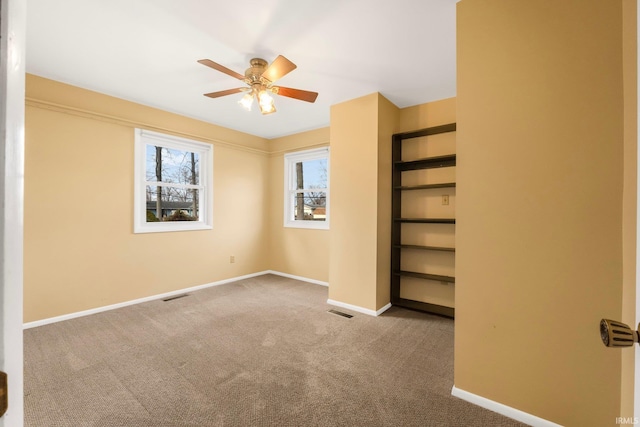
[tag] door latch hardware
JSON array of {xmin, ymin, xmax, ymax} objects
[
  {"xmin": 0, "ymin": 371, "xmax": 7, "ymax": 417},
  {"xmin": 600, "ymin": 319, "xmax": 640, "ymax": 347}
]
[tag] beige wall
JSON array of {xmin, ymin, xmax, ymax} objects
[
  {"xmin": 375, "ymin": 96, "xmax": 398, "ymax": 308},
  {"xmin": 456, "ymin": 1, "xmax": 625, "ymax": 426},
  {"xmin": 25, "ymin": 75, "xmax": 271, "ymax": 322},
  {"xmin": 328, "ymin": 93, "xmax": 380, "ymax": 310},
  {"xmin": 268, "ymin": 128, "xmax": 330, "ymax": 282},
  {"xmin": 328, "ymin": 93, "xmax": 396, "ymax": 311},
  {"xmin": 398, "ymin": 98, "xmax": 456, "ymax": 133}
]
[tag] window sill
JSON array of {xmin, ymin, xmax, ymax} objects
[
  {"xmin": 284, "ymin": 221, "xmax": 329, "ymax": 230},
  {"xmin": 134, "ymin": 222, "xmax": 213, "ymax": 234}
]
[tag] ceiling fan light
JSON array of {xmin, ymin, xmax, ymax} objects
[
  {"xmin": 239, "ymin": 93, "xmax": 254, "ymax": 111},
  {"xmin": 258, "ymin": 90, "xmax": 274, "ymax": 107},
  {"xmin": 259, "ymin": 102, "xmax": 276, "ymax": 115},
  {"xmin": 257, "ymin": 90, "xmax": 276, "ymax": 114}
]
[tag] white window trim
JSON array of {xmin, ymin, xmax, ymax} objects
[
  {"xmin": 134, "ymin": 129, "xmax": 213, "ymax": 233},
  {"xmin": 283, "ymin": 147, "xmax": 330, "ymax": 230}
]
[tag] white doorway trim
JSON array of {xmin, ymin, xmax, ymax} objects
[{"xmin": 0, "ymin": 0, "xmax": 26, "ymax": 426}]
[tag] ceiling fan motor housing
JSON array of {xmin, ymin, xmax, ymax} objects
[{"xmin": 246, "ymin": 58, "xmax": 270, "ymax": 84}]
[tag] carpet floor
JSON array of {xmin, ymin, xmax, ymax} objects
[{"xmin": 24, "ymin": 274, "xmax": 527, "ymax": 426}]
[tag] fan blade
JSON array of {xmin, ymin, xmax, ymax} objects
[
  {"xmin": 275, "ymin": 86, "xmax": 318, "ymax": 103},
  {"xmin": 203, "ymin": 88, "xmax": 246, "ymax": 98},
  {"xmin": 198, "ymin": 59, "xmax": 245, "ymax": 80},
  {"xmin": 261, "ymin": 55, "xmax": 297, "ymax": 83}
]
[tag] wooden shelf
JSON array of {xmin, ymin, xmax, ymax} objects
[
  {"xmin": 395, "ymin": 270, "xmax": 455, "ymax": 284},
  {"xmin": 394, "ymin": 244, "xmax": 455, "ymax": 252},
  {"xmin": 394, "ymin": 182, "xmax": 456, "ymax": 191},
  {"xmin": 394, "ymin": 218, "xmax": 455, "ymax": 224},
  {"xmin": 395, "ymin": 154, "xmax": 456, "ymax": 172},
  {"xmin": 393, "ymin": 123, "xmax": 457, "ymax": 140}
]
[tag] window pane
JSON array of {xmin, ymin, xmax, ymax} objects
[
  {"xmin": 293, "ymin": 192, "xmax": 326, "ymax": 221},
  {"xmin": 294, "ymin": 158, "xmax": 327, "ymax": 190},
  {"xmin": 146, "ymin": 186, "xmax": 199, "ymax": 222},
  {"xmin": 146, "ymin": 145, "xmax": 200, "ymax": 185}
]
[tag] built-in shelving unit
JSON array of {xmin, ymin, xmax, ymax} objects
[
  {"xmin": 391, "ymin": 123, "xmax": 456, "ymax": 318},
  {"xmin": 394, "ymin": 218, "xmax": 456, "ymax": 224}
]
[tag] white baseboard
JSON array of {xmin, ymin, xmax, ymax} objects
[
  {"xmin": 451, "ymin": 386, "xmax": 563, "ymax": 427},
  {"xmin": 23, "ymin": 271, "xmax": 271, "ymax": 329},
  {"xmin": 267, "ymin": 270, "xmax": 329, "ymax": 287},
  {"xmin": 24, "ymin": 270, "xmax": 388, "ymax": 328},
  {"xmin": 265, "ymin": 272, "xmax": 393, "ymax": 317},
  {"xmin": 376, "ymin": 302, "xmax": 392, "ymax": 315},
  {"xmin": 326, "ymin": 299, "xmax": 392, "ymax": 317},
  {"xmin": 260, "ymin": 272, "xmax": 394, "ymax": 317}
]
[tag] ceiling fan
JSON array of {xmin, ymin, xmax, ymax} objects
[{"xmin": 198, "ymin": 55, "xmax": 318, "ymax": 115}]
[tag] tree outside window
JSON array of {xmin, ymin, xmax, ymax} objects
[
  {"xmin": 134, "ymin": 129, "xmax": 213, "ymax": 233},
  {"xmin": 284, "ymin": 148, "xmax": 329, "ymax": 229},
  {"xmin": 145, "ymin": 145, "xmax": 200, "ymax": 222}
]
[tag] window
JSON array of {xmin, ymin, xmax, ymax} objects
[
  {"xmin": 284, "ymin": 147, "xmax": 329, "ymax": 229},
  {"xmin": 134, "ymin": 129, "xmax": 213, "ymax": 233}
]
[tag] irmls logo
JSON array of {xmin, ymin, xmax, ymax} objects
[{"xmin": 616, "ymin": 417, "xmax": 640, "ymax": 425}]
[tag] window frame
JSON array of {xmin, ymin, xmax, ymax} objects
[
  {"xmin": 283, "ymin": 147, "xmax": 330, "ymax": 230},
  {"xmin": 134, "ymin": 128, "xmax": 213, "ymax": 234}
]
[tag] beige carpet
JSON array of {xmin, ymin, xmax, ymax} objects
[{"xmin": 24, "ymin": 274, "xmax": 527, "ymax": 426}]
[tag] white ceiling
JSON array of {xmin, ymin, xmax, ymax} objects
[{"xmin": 25, "ymin": 0, "xmax": 458, "ymax": 139}]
